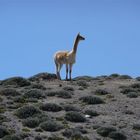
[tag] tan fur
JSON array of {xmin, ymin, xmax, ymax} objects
[
  {"xmin": 54, "ymin": 33, "xmax": 85, "ymax": 80},
  {"xmin": 54, "ymin": 51, "xmax": 69, "ymax": 64}
]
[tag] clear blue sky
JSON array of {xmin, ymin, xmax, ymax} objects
[{"xmin": 0, "ymin": 0, "xmax": 140, "ymax": 80}]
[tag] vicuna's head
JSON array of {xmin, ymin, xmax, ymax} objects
[{"xmin": 77, "ymin": 33, "xmax": 85, "ymax": 41}]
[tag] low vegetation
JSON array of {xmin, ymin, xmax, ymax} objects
[
  {"xmin": 126, "ymin": 92, "xmax": 139, "ymax": 98},
  {"xmin": 0, "ymin": 88, "xmax": 21, "ymax": 96},
  {"xmin": 80, "ymin": 96, "xmax": 104, "ymax": 104},
  {"xmin": 22, "ymin": 117, "xmax": 40, "ymax": 128},
  {"xmin": 77, "ymin": 80, "xmax": 89, "ymax": 88},
  {"xmin": 0, "ymin": 77, "xmax": 30, "ymax": 87},
  {"xmin": 0, "ymin": 126, "xmax": 9, "ymax": 138},
  {"xmin": 63, "ymin": 86, "xmax": 74, "ymax": 91},
  {"xmin": 65, "ymin": 111, "xmax": 86, "ymax": 122},
  {"xmin": 24, "ymin": 89, "xmax": 45, "ymax": 99},
  {"xmin": 118, "ymin": 75, "xmax": 132, "ymax": 79},
  {"xmin": 84, "ymin": 109, "xmax": 99, "ymax": 117},
  {"xmin": 2, "ymin": 135, "xmax": 21, "ymax": 140},
  {"xmin": 62, "ymin": 127, "xmax": 87, "ymax": 138},
  {"xmin": 63, "ymin": 105, "xmax": 79, "ymax": 112},
  {"xmin": 96, "ymin": 126, "xmax": 117, "ymax": 137},
  {"xmin": 15, "ymin": 105, "xmax": 41, "ymax": 119},
  {"xmin": 40, "ymin": 103, "xmax": 62, "ymax": 112},
  {"xmin": 108, "ymin": 131, "xmax": 127, "ymax": 140},
  {"xmin": 133, "ymin": 123, "xmax": 140, "ymax": 131},
  {"xmin": 48, "ymin": 135, "xmax": 64, "ymax": 140},
  {"xmin": 94, "ymin": 89, "xmax": 110, "ymax": 95},
  {"xmin": 40, "ymin": 120, "xmax": 63, "ymax": 132},
  {"xmin": 46, "ymin": 90, "xmax": 72, "ymax": 98}
]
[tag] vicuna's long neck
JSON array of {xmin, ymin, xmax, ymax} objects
[{"xmin": 72, "ymin": 36, "xmax": 79, "ymax": 54}]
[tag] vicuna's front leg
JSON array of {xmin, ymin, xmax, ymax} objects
[
  {"xmin": 69, "ymin": 64, "xmax": 73, "ymax": 80},
  {"xmin": 66, "ymin": 64, "xmax": 68, "ymax": 80}
]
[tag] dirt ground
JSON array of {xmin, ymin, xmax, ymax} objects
[{"xmin": 0, "ymin": 73, "xmax": 140, "ymax": 140}]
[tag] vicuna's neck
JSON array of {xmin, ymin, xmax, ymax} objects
[{"xmin": 72, "ymin": 36, "xmax": 80, "ymax": 54}]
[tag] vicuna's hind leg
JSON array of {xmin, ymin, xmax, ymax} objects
[
  {"xmin": 57, "ymin": 63, "xmax": 62, "ymax": 80},
  {"xmin": 55, "ymin": 62, "xmax": 61, "ymax": 80}
]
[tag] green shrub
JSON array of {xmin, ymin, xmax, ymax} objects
[
  {"xmin": 63, "ymin": 105, "xmax": 79, "ymax": 112},
  {"xmin": 46, "ymin": 91, "xmax": 57, "ymax": 96},
  {"xmin": 24, "ymin": 98, "xmax": 38, "ymax": 103},
  {"xmin": 22, "ymin": 128, "xmax": 30, "ymax": 132},
  {"xmin": 124, "ymin": 110, "xmax": 134, "ymax": 115},
  {"xmin": 96, "ymin": 126, "xmax": 116, "ymax": 137},
  {"xmin": 75, "ymin": 126, "xmax": 87, "ymax": 134},
  {"xmin": 77, "ymin": 80, "xmax": 89, "ymax": 88},
  {"xmin": 62, "ymin": 127, "xmax": 87, "ymax": 138},
  {"xmin": 126, "ymin": 92, "xmax": 139, "ymax": 98},
  {"xmin": 130, "ymin": 83, "xmax": 140, "ymax": 89},
  {"xmin": 1, "ymin": 77, "xmax": 30, "ymax": 87},
  {"xmin": 0, "ymin": 126, "xmax": 9, "ymax": 138},
  {"xmin": 7, "ymin": 103, "xmax": 22, "ymax": 110},
  {"xmin": 63, "ymin": 86, "xmax": 74, "ymax": 91},
  {"xmin": 65, "ymin": 111, "xmax": 86, "ymax": 122},
  {"xmin": 30, "ymin": 84, "xmax": 46, "ymax": 90},
  {"xmin": 13, "ymin": 96, "xmax": 26, "ymax": 103},
  {"xmin": 22, "ymin": 117, "xmax": 40, "ymax": 128},
  {"xmin": 95, "ymin": 75, "xmax": 108, "ymax": 80},
  {"xmin": 84, "ymin": 110, "xmax": 99, "ymax": 117},
  {"xmin": 120, "ymin": 88, "xmax": 136, "ymax": 94},
  {"xmin": 95, "ymin": 89, "xmax": 110, "ymax": 95},
  {"xmin": 40, "ymin": 103, "xmax": 62, "ymax": 112},
  {"xmin": 35, "ymin": 136, "xmax": 42, "ymax": 140},
  {"xmin": 92, "ymin": 125, "xmax": 100, "ymax": 129},
  {"xmin": 133, "ymin": 123, "xmax": 140, "ymax": 131},
  {"xmin": 36, "ymin": 114, "xmax": 49, "ymax": 123},
  {"xmin": 40, "ymin": 120, "xmax": 63, "ymax": 132},
  {"xmin": 48, "ymin": 135, "xmax": 64, "ymax": 140},
  {"xmin": 24, "ymin": 89, "xmax": 45, "ymax": 99},
  {"xmin": 28, "ymin": 72, "xmax": 57, "ymax": 81},
  {"xmin": 136, "ymin": 77, "xmax": 140, "ymax": 81},
  {"xmin": 2, "ymin": 135, "xmax": 20, "ymax": 140},
  {"xmin": 62, "ymin": 129, "xmax": 82, "ymax": 138},
  {"xmin": 71, "ymin": 134, "xmax": 89, "ymax": 140},
  {"xmin": 0, "ymin": 107, "xmax": 6, "ymax": 113},
  {"xmin": 56, "ymin": 90, "xmax": 72, "ymax": 99},
  {"xmin": 73, "ymin": 76, "xmax": 94, "ymax": 81},
  {"xmin": 18, "ymin": 132, "xmax": 29, "ymax": 139},
  {"xmin": 46, "ymin": 90, "xmax": 72, "ymax": 98},
  {"xmin": 35, "ymin": 128, "xmax": 43, "ymax": 132},
  {"xmin": 108, "ymin": 131, "xmax": 127, "ymax": 140},
  {"xmin": 16, "ymin": 105, "xmax": 41, "ymax": 119},
  {"xmin": 0, "ymin": 88, "xmax": 20, "ymax": 96},
  {"xmin": 62, "ymin": 129, "xmax": 74, "ymax": 138},
  {"xmin": 109, "ymin": 74, "xmax": 120, "ymax": 78},
  {"xmin": 0, "ymin": 115, "xmax": 9, "ymax": 124},
  {"xmin": 80, "ymin": 96, "xmax": 104, "ymax": 104},
  {"xmin": 119, "ymin": 75, "xmax": 132, "ymax": 79}
]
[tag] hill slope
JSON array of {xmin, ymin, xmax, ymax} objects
[{"xmin": 0, "ymin": 73, "xmax": 140, "ymax": 140}]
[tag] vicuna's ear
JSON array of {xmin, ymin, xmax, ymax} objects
[{"xmin": 78, "ymin": 32, "xmax": 80, "ymax": 35}]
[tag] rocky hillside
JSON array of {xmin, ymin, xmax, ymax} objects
[{"xmin": 0, "ymin": 73, "xmax": 140, "ymax": 140}]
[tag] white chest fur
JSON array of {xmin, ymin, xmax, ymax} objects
[{"xmin": 67, "ymin": 51, "xmax": 76, "ymax": 64}]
